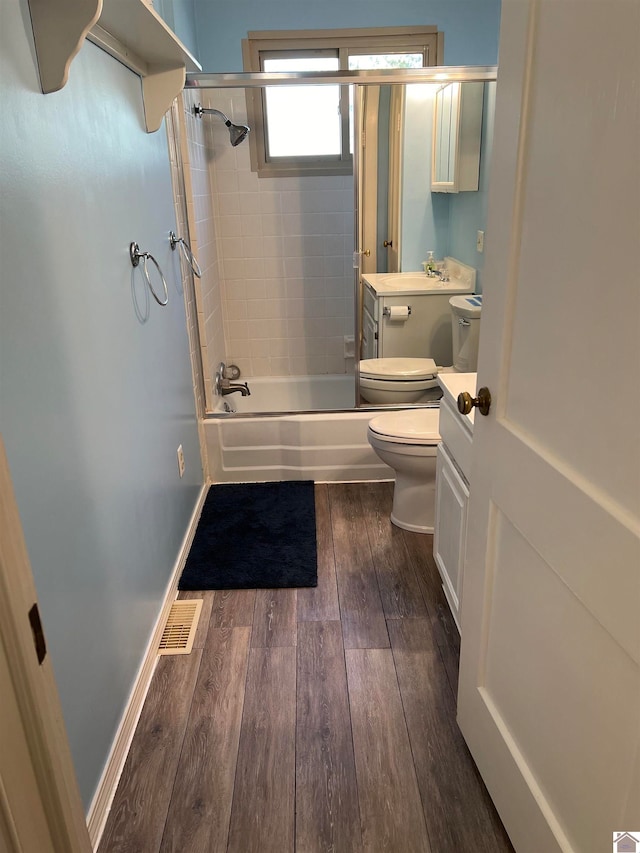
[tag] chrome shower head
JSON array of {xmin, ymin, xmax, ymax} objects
[
  {"xmin": 193, "ymin": 104, "xmax": 250, "ymax": 147},
  {"xmin": 228, "ymin": 122, "xmax": 250, "ymax": 147}
]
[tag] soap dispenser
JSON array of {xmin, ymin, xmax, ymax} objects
[{"xmin": 426, "ymin": 251, "xmax": 436, "ymax": 276}]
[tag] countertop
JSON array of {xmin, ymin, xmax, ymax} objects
[
  {"xmin": 437, "ymin": 372, "xmax": 477, "ymax": 432},
  {"xmin": 362, "ymin": 272, "xmax": 474, "ymax": 298}
]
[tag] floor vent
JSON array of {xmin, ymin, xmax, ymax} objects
[{"xmin": 158, "ymin": 599, "xmax": 203, "ymax": 655}]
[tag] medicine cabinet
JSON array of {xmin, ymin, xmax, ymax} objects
[
  {"xmin": 26, "ymin": 0, "xmax": 201, "ymax": 133},
  {"xmin": 431, "ymin": 82, "xmax": 484, "ymax": 193}
]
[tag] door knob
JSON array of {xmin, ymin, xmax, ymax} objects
[
  {"xmin": 383, "ymin": 240, "xmax": 393, "ymax": 248},
  {"xmin": 359, "ymin": 248, "xmax": 371, "ymax": 257},
  {"xmin": 457, "ymin": 387, "xmax": 491, "ymax": 416}
]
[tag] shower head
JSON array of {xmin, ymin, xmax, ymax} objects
[{"xmin": 193, "ymin": 104, "xmax": 250, "ymax": 147}]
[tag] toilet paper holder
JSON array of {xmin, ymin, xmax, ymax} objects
[{"xmin": 383, "ymin": 305, "xmax": 412, "ymax": 318}]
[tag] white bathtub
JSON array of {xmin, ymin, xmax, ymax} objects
[
  {"xmin": 206, "ymin": 410, "xmax": 392, "ymax": 483},
  {"xmin": 214, "ymin": 373, "xmax": 355, "ymax": 414},
  {"xmin": 206, "ymin": 374, "xmax": 391, "ymax": 482}
]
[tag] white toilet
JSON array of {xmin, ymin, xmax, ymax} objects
[
  {"xmin": 367, "ymin": 408, "xmax": 441, "ymax": 533},
  {"xmin": 359, "ymin": 295, "xmax": 482, "ymax": 404},
  {"xmin": 367, "ymin": 294, "xmax": 482, "ymax": 533},
  {"xmin": 449, "ymin": 294, "xmax": 482, "ymax": 372},
  {"xmin": 359, "ymin": 357, "xmax": 439, "ymax": 405}
]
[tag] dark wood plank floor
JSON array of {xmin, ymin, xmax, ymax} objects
[{"xmin": 99, "ymin": 482, "xmax": 514, "ymax": 853}]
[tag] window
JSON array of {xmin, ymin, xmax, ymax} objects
[{"xmin": 243, "ymin": 27, "xmax": 442, "ymax": 177}]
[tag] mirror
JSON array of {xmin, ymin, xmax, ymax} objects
[
  {"xmin": 187, "ymin": 78, "xmax": 495, "ymax": 416},
  {"xmin": 355, "ymin": 80, "xmax": 496, "ymax": 407},
  {"xmin": 357, "ymin": 81, "xmax": 496, "ymax": 275}
]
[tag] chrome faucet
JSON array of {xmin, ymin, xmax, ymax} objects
[
  {"xmin": 220, "ymin": 380, "xmax": 251, "ymax": 396},
  {"xmin": 215, "ymin": 361, "xmax": 251, "ymax": 397}
]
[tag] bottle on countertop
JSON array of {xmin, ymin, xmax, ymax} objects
[{"xmin": 426, "ymin": 251, "xmax": 436, "ymax": 275}]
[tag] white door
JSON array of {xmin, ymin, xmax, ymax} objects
[
  {"xmin": 359, "ymin": 85, "xmax": 380, "ymax": 276},
  {"xmin": 0, "ymin": 438, "xmax": 92, "ymax": 853},
  {"xmin": 457, "ymin": 2, "xmax": 640, "ymax": 853},
  {"xmin": 386, "ymin": 85, "xmax": 403, "ymax": 273},
  {"xmin": 0, "ymin": 631, "xmax": 55, "ymax": 852}
]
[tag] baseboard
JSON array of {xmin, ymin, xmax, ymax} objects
[{"xmin": 86, "ymin": 483, "xmax": 208, "ymax": 849}]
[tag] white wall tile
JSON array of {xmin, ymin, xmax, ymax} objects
[{"xmin": 183, "ymin": 88, "xmax": 356, "ymax": 382}]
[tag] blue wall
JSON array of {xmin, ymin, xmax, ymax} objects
[
  {"xmin": 192, "ymin": 0, "xmax": 501, "ymax": 72},
  {"xmin": 448, "ymin": 81, "xmax": 496, "ymax": 292},
  {"xmin": 0, "ymin": 0, "xmax": 203, "ymax": 807},
  {"xmin": 157, "ymin": 0, "xmax": 199, "ymax": 59}
]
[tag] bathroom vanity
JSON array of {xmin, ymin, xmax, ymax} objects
[
  {"xmin": 434, "ymin": 372, "xmax": 477, "ymax": 632},
  {"xmin": 361, "ymin": 263, "xmax": 475, "ymax": 364}
]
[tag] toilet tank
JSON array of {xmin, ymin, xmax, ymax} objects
[{"xmin": 450, "ymin": 295, "xmax": 482, "ymax": 372}]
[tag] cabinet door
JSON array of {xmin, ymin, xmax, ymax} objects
[
  {"xmin": 431, "ymin": 82, "xmax": 484, "ymax": 193},
  {"xmin": 361, "ymin": 308, "xmax": 378, "ymax": 359},
  {"xmin": 434, "ymin": 443, "xmax": 469, "ymax": 631}
]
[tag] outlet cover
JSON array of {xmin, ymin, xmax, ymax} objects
[
  {"xmin": 177, "ymin": 445, "xmax": 185, "ymax": 478},
  {"xmin": 476, "ymin": 230, "xmax": 485, "ymax": 253}
]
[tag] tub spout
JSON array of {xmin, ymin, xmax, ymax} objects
[{"xmin": 220, "ymin": 380, "xmax": 251, "ymax": 396}]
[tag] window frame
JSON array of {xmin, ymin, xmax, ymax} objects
[{"xmin": 242, "ymin": 27, "xmax": 443, "ymax": 178}]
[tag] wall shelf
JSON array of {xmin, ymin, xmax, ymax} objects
[{"xmin": 27, "ymin": 0, "xmax": 201, "ymax": 133}]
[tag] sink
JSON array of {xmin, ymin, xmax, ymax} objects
[
  {"xmin": 362, "ymin": 272, "xmax": 473, "ymax": 296},
  {"xmin": 379, "ymin": 274, "xmax": 440, "ymax": 288},
  {"xmin": 362, "ymin": 262, "xmax": 476, "ymax": 296}
]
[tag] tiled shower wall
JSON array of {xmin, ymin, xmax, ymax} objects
[
  {"xmin": 183, "ymin": 88, "xmax": 356, "ymax": 382},
  {"xmin": 178, "ymin": 92, "xmax": 226, "ymax": 411},
  {"xmin": 166, "ymin": 102, "xmax": 205, "ymax": 418}
]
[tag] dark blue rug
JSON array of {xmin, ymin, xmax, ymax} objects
[{"xmin": 178, "ymin": 481, "xmax": 318, "ymax": 590}]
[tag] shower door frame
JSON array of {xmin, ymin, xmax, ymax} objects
[{"xmin": 181, "ymin": 67, "xmax": 498, "ymax": 417}]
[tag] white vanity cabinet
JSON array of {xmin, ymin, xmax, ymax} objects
[
  {"xmin": 434, "ymin": 374, "xmax": 476, "ymax": 632},
  {"xmin": 362, "ymin": 279, "xmax": 472, "ymax": 365},
  {"xmin": 434, "ymin": 442, "xmax": 469, "ymax": 632}
]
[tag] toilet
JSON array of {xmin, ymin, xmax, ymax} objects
[
  {"xmin": 367, "ymin": 408, "xmax": 440, "ymax": 533},
  {"xmin": 449, "ymin": 294, "xmax": 482, "ymax": 372},
  {"xmin": 367, "ymin": 294, "xmax": 482, "ymax": 533},
  {"xmin": 359, "ymin": 357, "xmax": 439, "ymax": 405},
  {"xmin": 359, "ymin": 295, "xmax": 482, "ymax": 404}
]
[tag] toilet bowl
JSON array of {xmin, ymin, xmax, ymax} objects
[
  {"xmin": 367, "ymin": 408, "xmax": 440, "ymax": 533},
  {"xmin": 359, "ymin": 357, "xmax": 439, "ymax": 405}
]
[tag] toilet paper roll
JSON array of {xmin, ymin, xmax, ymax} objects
[{"xmin": 387, "ymin": 305, "xmax": 410, "ymax": 321}]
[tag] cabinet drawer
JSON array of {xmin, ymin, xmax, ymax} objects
[
  {"xmin": 438, "ymin": 396, "xmax": 473, "ymax": 481},
  {"xmin": 363, "ymin": 283, "xmax": 377, "ymax": 319}
]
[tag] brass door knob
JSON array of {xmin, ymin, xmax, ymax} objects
[
  {"xmin": 383, "ymin": 240, "xmax": 393, "ymax": 248},
  {"xmin": 457, "ymin": 387, "xmax": 491, "ymax": 416},
  {"xmin": 359, "ymin": 248, "xmax": 371, "ymax": 257}
]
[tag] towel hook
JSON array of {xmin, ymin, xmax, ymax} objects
[
  {"xmin": 169, "ymin": 231, "xmax": 202, "ymax": 278},
  {"xmin": 129, "ymin": 243, "xmax": 169, "ymax": 306}
]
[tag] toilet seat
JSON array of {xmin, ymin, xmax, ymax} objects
[
  {"xmin": 368, "ymin": 409, "xmax": 441, "ymax": 446},
  {"xmin": 359, "ymin": 358, "xmax": 439, "ymax": 402},
  {"xmin": 359, "ymin": 357, "xmax": 438, "ymax": 381}
]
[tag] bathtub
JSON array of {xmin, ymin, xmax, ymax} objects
[
  {"xmin": 206, "ymin": 374, "xmax": 392, "ymax": 483},
  {"xmin": 215, "ymin": 373, "xmax": 355, "ymax": 414}
]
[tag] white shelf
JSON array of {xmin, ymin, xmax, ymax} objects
[{"xmin": 27, "ymin": 0, "xmax": 201, "ymax": 133}]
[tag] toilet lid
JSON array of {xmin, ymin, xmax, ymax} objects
[
  {"xmin": 359, "ymin": 357, "xmax": 438, "ymax": 381},
  {"xmin": 449, "ymin": 294, "xmax": 482, "ymax": 319},
  {"xmin": 368, "ymin": 409, "xmax": 441, "ymax": 444}
]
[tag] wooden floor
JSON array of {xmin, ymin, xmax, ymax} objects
[{"xmin": 99, "ymin": 482, "xmax": 514, "ymax": 853}]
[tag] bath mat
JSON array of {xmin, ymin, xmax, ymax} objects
[{"xmin": 178, "ymin": 481, "xmax": 317, "ymax": 590}]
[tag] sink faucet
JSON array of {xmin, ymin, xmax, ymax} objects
[{"xmin": 220, "ymin": 379, "xmax": 251, "ymax": 396}]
